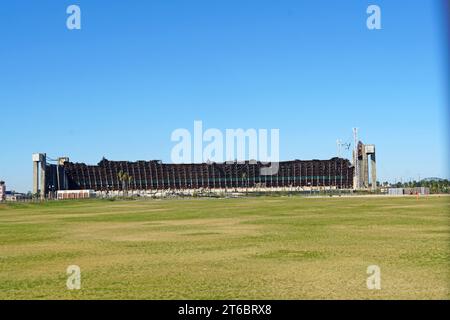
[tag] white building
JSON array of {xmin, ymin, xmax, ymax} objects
[{"xmin": 57, "ymin": 190, "xmax": 95, "ymax": 200}]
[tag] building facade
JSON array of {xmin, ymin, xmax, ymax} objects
[
  {"xmin": 61, "ymin": 158, "xmax": 354, "ymax": 191},
  {"xmin": 35, "ymin": 156, "xmax": 355, "ymax": 196}
]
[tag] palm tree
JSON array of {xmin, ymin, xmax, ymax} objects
[
  {"xmin": 117, "ymin": 171, "xmax": 133, "ymax": 197},
  {"xmin": 127, "ymin": 176, "xmax": 133, "ymax": 196},
  {"xmin": 242, "ymin": 172, "xmax": 248, "ymax": 195}
]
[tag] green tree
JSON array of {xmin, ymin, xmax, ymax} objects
[{"xmin": 117, "ymin": 171, "xmax": 133, "ymax": 197}]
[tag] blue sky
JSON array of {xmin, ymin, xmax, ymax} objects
[{"xmin": 0, "ymin": 0, "xmax": 448, "ymax": 192}]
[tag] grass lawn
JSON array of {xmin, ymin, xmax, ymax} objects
[{"xmin": 0, "ymin": 196, "xmax": 448, "ymax": 299}]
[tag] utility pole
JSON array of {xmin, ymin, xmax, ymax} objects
[
  {"xmin": 352, "ymin": 128, "xmax": 359, "ymax": 190},
  {"xmin": 336, "ymin": 139, "xmax": 342, "ymax": 158}
]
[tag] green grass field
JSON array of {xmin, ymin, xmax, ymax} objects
[{"xmin": 0, "ymin": 196, "xmax": 449, "ymax": 299}]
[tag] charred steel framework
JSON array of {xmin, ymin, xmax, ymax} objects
[{"xmin": 57, "ymin": 158, "xmax": 354, "ymax": 191}]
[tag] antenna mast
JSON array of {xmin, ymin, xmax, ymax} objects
[
  {"xmin": 353, "ymin": 128, "xmax": 359, "ymax": 189},
  {"xmin": 336, "ymin": 139, "xmax": 342, "ymax": 158}
]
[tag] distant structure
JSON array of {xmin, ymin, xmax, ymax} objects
[
  {"xmin": 33, "ymin": 156, "xmax": 355, "ymax": 198},
  {"xmin": 32, "ymin": 132, "xmax": 377, "ymax": 198},
  {"xmin": 352, "ymin": 129, "xmax": 377, "ymax": 191},
  {"xmin": 32, "ymin": 153, "xmax": 69, "ymax": 199},
  {"xmin": 32, "ymin": 153, "xmax": 47, "ymax": 199},
  {"xmin": 0, "ymin": 181, "xmax": 5, "ymax": 202},
  {"xmin": 388, "ymin": 187, "xmax": 430, "ymax": 196},
  {"xmin": 4, "ymin": 191, "xmax": 28, "ymax": 202}
]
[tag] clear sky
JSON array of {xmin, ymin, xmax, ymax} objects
[{"xmin": 0, "ymin": 0, "xmax": 448, "ymax": 192}]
